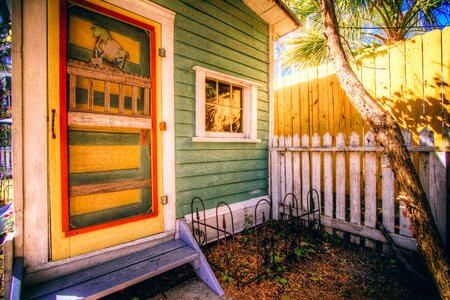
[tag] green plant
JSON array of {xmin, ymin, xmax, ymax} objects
[
  {"xmin": 242, "ymin": 208, "xmax": 254, "ymax": 234},
  {"xmin": 294, "ymin": 241, "xmax": 316, "ymax": 258},
  {"xmin": 220, "ymin": 270, "xmax": 233, "ymax": 284},
  {"xmin": 277, "ymin": 277, "xmax": 289, "ymax": 287}
]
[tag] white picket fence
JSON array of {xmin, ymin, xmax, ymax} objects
[
  {"xmin": 0, "ymin": 147, "xmax": 12, "ymax": 177},
  {"xmin": 270, "ymin": 128, "xmax": 450, "ymax": 251}
]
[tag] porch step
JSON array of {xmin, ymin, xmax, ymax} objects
[{"xmin": 24, "ymin": 239, "xmax": 200, "ymax": 299}]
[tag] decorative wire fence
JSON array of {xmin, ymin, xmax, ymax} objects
[{"xmin": 190, "ymin": 191, "xmax": 321, "ymax": 286}]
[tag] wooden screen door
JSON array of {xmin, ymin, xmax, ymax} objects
[{"xmin": 50, "ymin": 0, "xmax": 164, "ymax": 260}]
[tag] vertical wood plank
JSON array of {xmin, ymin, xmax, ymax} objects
[
  {"xmin": 301, "ymin": 134, "xmax": 310, "ymax": 210},
  {"xmin": 423, "ymin": 30, "xmax": 443, "ymax": 145},
  {"xmin": 285, "ymin": 135, "xmax": 293, "ymax": 196},
  {"xmin": 274, "ymin": 79, "xmax": 279, "ymax": 136},
  {"xmin": 375, "ymin": 46, "xmax": 391, "ymax": 118},
  {"xmin": 104, "ymin": 81, "xmax": 111, "ymax": 113},
  {"xmin": 400, "ymin": 129, "xmax": 413, "ymax": 237},
  {"xmin": 69, "ymin": 74, "xmax": 76, "ymax": 109},
  {"xmin": 309, "ymin": 67, "xmax": 319, "ymax": 136},
  {"xmin": 299, "ymin": 70, "xmax": 310, "ymax": 137},
  {"xmin": 382, "ymin": 150, "xmax": 395, "ymax": 252},
  {"xmin": 88, "ymin": 78, "xmax": 94, "ymax": 111},
  {"xmin": 284, "ymin": 76, "xmax": 293, "ymax": 136},
  {"xmin": 318, "ymin": 64, "xmax": 329, "ymax": 136},
  {"xmin": 390, "ymin": 42, "xmax": 407, "ymax": 132},
  {"xmin": 292, "ymin": 74, "xmax": 301, "ymax": 135},
  {"xmin": 118, "ymin": 83, "xmax": 125, "ymax": 113},
  {"xmin": 405, "ymin": 35, "xmax": 424, "ymax": 145},
  {"xmin": 293, "ymin": 134, "xmax": 301, "ymax": 203},
  {"xmin": 349, "ymin": 132, "xmax": 361, "ymax": 244},
  {"xmin": 279, "ymin": 136, "xmax": 286, "ymax": 202},
  {"xmin": 277, "ymin": 78, "xmax": 286, "ymax": 136},
  {"xmin": 132, "ymin": 86, "xmax": 138, "ymax": 114},
  {"xmin": 323, "ymin": 133, "xmax": 333, "ymax": 234},
  {"xmin": 271, "ymin": 136, "xmax": 280, "ymax": 219},
  {"xmin": 421, "ymin": 128, "xmax": 446, "ymax": 244},
  {"xmin": 144, "ymin": 88, "xmax": 150, "ymax": 116},
  {"xmin": 443, "ymin": 28, "xmax": 450, "ymax": 133},
  {"xmin": 335, "ymin": 133, "xmax": 346, "ymax": 238},
  {"xmin": 311, "ymin": 134, "xmax": 321, "ymax": 214},
  {"xmin": 444, "ymin": 128, "xmax": 450, "ymax": 249},
  {"xmin": 364, "ymin": 131, "xmax": 377, "ymax": 248}
]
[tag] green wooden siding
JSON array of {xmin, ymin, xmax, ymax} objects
[{"xmin": 154, "ymin": 0, "xmax": 270, "ymax": 217}]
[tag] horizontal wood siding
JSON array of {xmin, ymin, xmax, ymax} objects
[{"xmin": 154, "ymin": 0, "xmax": 269, "ymax": 217}]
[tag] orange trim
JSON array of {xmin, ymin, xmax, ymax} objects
[
  {"xmin": 60, "ymin": 0, "xmax": 159, "ymax": 236},
  {"xmin": 60, "ymin": 0, "xmax": 69, "ymax": 233}
]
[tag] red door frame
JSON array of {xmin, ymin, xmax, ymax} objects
[{"xmin": 59, "ymin": 0, "xmax": 159, "ymax": 237}]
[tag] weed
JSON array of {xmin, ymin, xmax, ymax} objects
[
  {"xmin": 242, "ymin": 208, "xmax": 254, "ymax": 234},
  {"xmin": 221, "ymin": 271, "xmax": 233, "ymax": 284},
  {"xmin": 294, "ymin": 241, "xmax": 316, "ymax": 258},
  {"xmin": 277, "ymin": 277, "xmax": 289, "ymax": 287}
]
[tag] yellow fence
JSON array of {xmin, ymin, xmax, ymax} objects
[{"xmin": 275, "ymin": 27, "xmax": 450, "ymax": 146}]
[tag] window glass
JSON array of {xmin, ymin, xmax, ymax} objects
[{"xmin": 204, "ymin": 78, "xmax": 244, "ymax": 134}]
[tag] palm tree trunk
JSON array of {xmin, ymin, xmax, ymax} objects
[{"xmin": 319, "ymin": 0, "xmax": 450, "ymax": 298}]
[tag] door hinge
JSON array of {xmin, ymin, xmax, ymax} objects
[
  {"xmin": 160, "ymin": 194, "xmax": 168, "ymax": 205},
  {"xmin": 158, "ymin": 48, "xmax": 166, "ymax": 57}
]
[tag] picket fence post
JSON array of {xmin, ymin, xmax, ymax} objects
[{"xmin": 364, "ymin": 131, "xmax": 376, "ymax": 249}]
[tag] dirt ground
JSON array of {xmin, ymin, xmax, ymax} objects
[{"xmin": 105, "ymin": 228, "xmax": 439, "ymax": 300}]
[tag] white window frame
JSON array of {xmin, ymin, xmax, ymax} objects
[{"xmin": 193, "ymin": 66, "xmax": 261, "ymax": 143}]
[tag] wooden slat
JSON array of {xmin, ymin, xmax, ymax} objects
[
  {"xmin": 301, "ymin": 134, "xmax": 310, "ymax": 210},
  {"xmin": 420, "ymin": 128, "xmax": 446, "ymax": 244},
  {"xmin": 364, "ymin": 131, "xmax": 377, "ymax": 249},
  {"xmin": 423, "ymin": 30, "xmax": 443, "ymax": 145},
  {"xmin": 132, "ymin": 86, "xmax": 138, "ymax": 114},
  {"xmin": 405, "ymin": 34, "xmax": 424, "ymax": 145},
  {"xmin": 279, "ymin": 136, "xmax": 286, "ymax": 200},
  {"xmin": 335, "ymin": 133, "xmax": 346, "ymax": 238},
  {"xmin": 104, "ymin": 81, "xmax": 111, "ymax": 113},
  {"xmin": 443, "ymin": 28, "xmax": 450, "ymax": 131},
  {"xmin": 311, "ymin": 133, "xmax": 321, "ymax": 212},
  {"xmin": 292, "ymin": 135, "xmax": 301, "ymax": 203},
  {"xmin": 299, "ymin": 70, "xmax": 310, "ymax": 137},
  {"xmin": 25, "ymin": 240, "xmax": 195, "ymax": 299},
  {"xmin": 284, "ymin": 76, "xmax": 293, "ymax": 135},
  {"xmin": 349, "ymin": 132, "xmax": 361, "ymax": 245},
  {"xmin": 88, "ymin": 78, "xmax": 94, "ymax": 111},
  {"xmin": 69, "ymin": 179, "xmax": 151, "ymax": 197},
  {"xmin": 67, "ymin": 60, "xmax": 151, "ymax": 88},
  {"xmin": 68, "ymin": 111, "xmax": 152, "ymax": 129},
  {"xmin": 291, "ymin": 73, "xmax": 301, "ymax": 135},
  {"xmin": 119, "ymin": 83, "xmax": 125, "ymax": 113},
  {"xmin": 69, "ymin": 74, "xmax": 76, "ymax": 109},
  {"xmin": 285, "ymin": 135, "xmax": 293, "ymax": 196},
  {"xmin": 400, "ymin": 129, "xmax": 413, "ymax": 237},
  {"xmin": 277, "ymin": 78, "xmax": 285, "ymax": 136},
  {"xmin": 382, "ymin": 151, "xmax": 395, "ymax": 252},
  {"xmin": 144, "ymin": 88, "xmax": 150, "ymax": 116},
  {"xmin": 323, "ymin": 133, "xmax": 333, "ymax": 234},
  {"xmin": 309, "ymin": 67, "xmax": 318, "ymax": 136},
  {"xmin": 271, "ymin": 136, "xmax": 280, "ymax": 218},
  {"xmin": 318, "ymin": 64, "xmax": 329, "ymax": 136}
]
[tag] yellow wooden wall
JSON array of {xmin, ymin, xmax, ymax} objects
[{"xmin": 275, "ymin": 28, "xmax": 450, "ymax": 146}]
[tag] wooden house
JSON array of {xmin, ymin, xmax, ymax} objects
[{"xmin": 9, "ymin": 0, "xmax": 299, "ymax": 297}]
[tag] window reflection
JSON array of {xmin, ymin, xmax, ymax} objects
[{"xmin": 205, "ymin": 78, "xmax": 243, "ymax": 134}]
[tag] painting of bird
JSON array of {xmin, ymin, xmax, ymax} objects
[{"xmin": 91, "ymin": 25, "xmax": 129, "ymax": 69}]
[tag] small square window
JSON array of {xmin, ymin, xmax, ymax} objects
[{"xmin": 193, "ymin": 66, "xmax": 261, "ymax": 143}]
